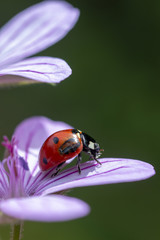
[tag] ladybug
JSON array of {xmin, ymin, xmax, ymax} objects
[{"xmin": 39, "ymin": 129, "xmax": 103, "ymax": 175}]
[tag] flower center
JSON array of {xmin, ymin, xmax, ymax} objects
[{"xmin": 1, "ymin": 136, "xmax": 27, "ymax": 198}]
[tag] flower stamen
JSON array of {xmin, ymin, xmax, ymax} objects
[{"xmin": 1, "ymin": 136, "xmax": 27, "ymax": 198}]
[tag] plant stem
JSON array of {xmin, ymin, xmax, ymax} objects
[{"xmin": 10, "ymin": 222, "xmax": 23, "ymax": 240}]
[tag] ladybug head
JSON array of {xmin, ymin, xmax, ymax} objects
[
  {"xmin": 80, "ymin": 132, "xmax": 103, "ymax": 159},
  {"xmin": 92, "ymin": 142, "xmax": 102, "ymax": 158}
]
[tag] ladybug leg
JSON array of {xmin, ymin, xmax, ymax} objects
[
  {"xmin": 94, "ymin": 158, "xmax": 102, "ymax": 165},
  {"xmin": 77, "ymin": 153, "xmax": 82, "ymax": 174},
  {"xmin": 89, "ymin": 152, "xmax": 102, "ymax": 165},
  {"xmin": 52, "ymin": 162, "xmax": 65, "ymax": 176}
]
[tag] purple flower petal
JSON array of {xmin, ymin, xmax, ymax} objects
[
  {"xmin": 0, "ymin": 1, "xmax": 80, "ymax": 67},
  {"xmin": 36, "ymin": 158, "xmax": 155, "ymax": 196},
  {"xmin": 0, "ymin": 162, "xmax": 9, "ymax": 198},
  {"xmin": 13, "ymin": 116, "xmax": 72, "ymax": 175},
  {"xmin": 0, "ymin": 195, "xmax": 90, "ymax": 222},
  {"xmin": 0, "ymin": 57, "xmax": 71, "ymax": 84}
]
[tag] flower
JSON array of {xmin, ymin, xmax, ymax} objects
[
  {"xmin": 0, "ymin": 116, "xmax": 155, "ymax": 223},
  {"xmin": 0, "ymin": 1, "xmax": 80, "ymax": 86}
]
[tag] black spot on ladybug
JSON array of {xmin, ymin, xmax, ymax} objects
[
  {"xmin": 43, "ymin": 158, "xmax": 48, "ymax": 165},
  {"xmin": 53, "ymin": 137, "xmax": 59, "ymax": 144},
  {"xmin": 72, "ymin": 129, "xmax": 79, "ymax": 134}
]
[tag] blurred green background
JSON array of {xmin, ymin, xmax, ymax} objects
[{"xmin": 0, "ymin": 0, "xmax": 159, "ymax": 239}]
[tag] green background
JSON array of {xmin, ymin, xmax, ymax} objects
[{"xmin": 0, "ymin": 0, "xmax": 159, "ymax": 239}]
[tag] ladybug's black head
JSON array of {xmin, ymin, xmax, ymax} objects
[{"xmin": 80, "ymin": 132, "xmax": 102, "ymax": 160}]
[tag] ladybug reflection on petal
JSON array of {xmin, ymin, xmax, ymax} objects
[{"xmin": 39, "ymin": 129, "xmax": 103, "ymax": 175}]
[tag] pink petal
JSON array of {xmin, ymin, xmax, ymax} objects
[
  {"xmin": 0, "ymin": 195, "xmax": 90, "ymax": 222},
  {"xmin": 0, "ymin": 1, "xmax": 80, "ymax": 67},
  {"xmin": 0, "ymin": 57, "xmax": 71, "ymax": 84},
  {"xmin": 36, "ymin": 158, "xmax": 155, "ymax": 195},
  {"xmin": 13, "ymin": 116, "xmax": 72, "ymax": 175}
]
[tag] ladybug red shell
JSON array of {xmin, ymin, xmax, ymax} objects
[{"xmin": 39, "ymin": 129, "xmax": 102, "ymax": 175}]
